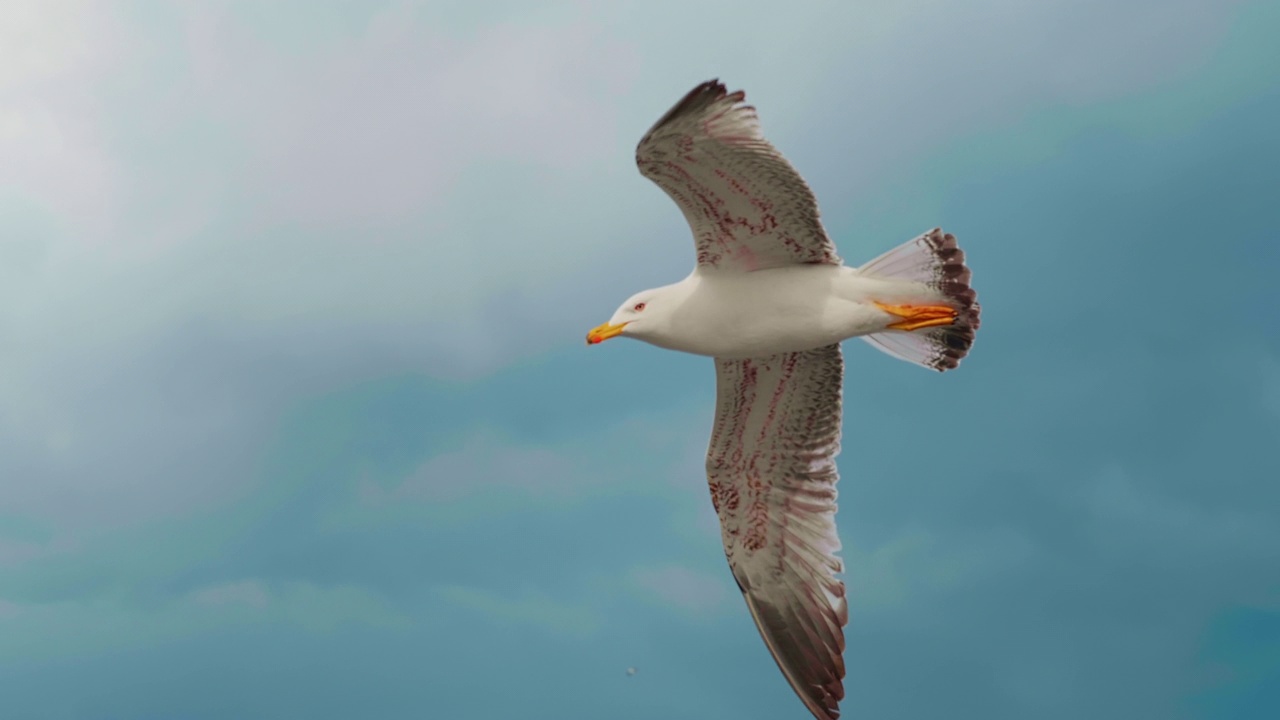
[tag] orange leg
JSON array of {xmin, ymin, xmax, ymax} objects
[{"xmin": 874, "ymin": 302, "xmax": 958, "ymax": 331}]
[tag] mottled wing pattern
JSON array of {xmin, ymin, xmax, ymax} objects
[
  {"xmin": 706, "ymin": 344, "xmax": 847, "ymax": 720},
  {"xmin": 636, "ymin": 80, "xmax": 841, "ymax": 271}
]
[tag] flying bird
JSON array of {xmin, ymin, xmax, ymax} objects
[{"xmin": 585, "ymin": 80, "xmax": 980, "ymax": 720}]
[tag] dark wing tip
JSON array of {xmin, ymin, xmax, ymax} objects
[
  {"xmin": 688, "ymin": 78, "xmax": 747, "ymax": 109},
  {"xmin": 741, "ymin": 589, "xmax": 847, "ymax": 720},
  {"xmin": 658, "ymin": 78, "xmax": 726, "ymax": 122},
  {"xmin": 638, "ymin": 78, "xmax": 747, "ymax": 151}
]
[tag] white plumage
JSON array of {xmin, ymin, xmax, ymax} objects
[{"xmin": 586, "ymin": 80, "xmax": 981, "ymax": 720}]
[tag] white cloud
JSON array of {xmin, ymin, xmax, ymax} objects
[
  {"xmin": 0, "ymin": 6, "xmax": 1273, "ymax": 715},
  {"xmin": 0, "ymin": 1, "xmax": 123, "ymax": 224},
  {"xmin": 208, "ymin": 8, "xmax": 628, "ymax": 226},
  {"xmin": 2, "ymin": 0, "xmax": 1248, "ymax": 368},
  {"xmin": 0, "ymin": 0, "xmax": 1254, "ymax": 538}
]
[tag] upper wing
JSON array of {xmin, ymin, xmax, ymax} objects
[
  {"xmin": 636, "ymin": 80, "xmax": 842, "ymax": 272},
  {"xmin": 706, "ymin": 344, "xmax": 847, "ymax": 720}
]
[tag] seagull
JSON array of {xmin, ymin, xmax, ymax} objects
[{"xmin": 585, "ymin": 80, "xmax": 980, "ymax": 720}]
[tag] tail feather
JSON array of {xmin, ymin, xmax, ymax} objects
[{"xmin": 858, "ymin": 228, "xmax": 981, "ymax": 372}]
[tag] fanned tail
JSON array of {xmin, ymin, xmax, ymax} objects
[{"xmin": 858, "ymin": 228, "xmax": 981, "ymax": 372}]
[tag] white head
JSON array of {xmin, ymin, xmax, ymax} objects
[{"xmin": 585, "ymin": 286, "xmax": 676, "ymax": 346}]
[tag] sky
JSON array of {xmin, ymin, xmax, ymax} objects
[{"xmin": 1, "ymin": 0, "xmax": 1278, "ymax": 718}]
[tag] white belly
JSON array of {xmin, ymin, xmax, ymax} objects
[{"xmin": 649, "ymin": 266, "xmax": 900, "ymax": 359}]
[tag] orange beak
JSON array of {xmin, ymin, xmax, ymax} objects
[{"xmin": 586, "ymin": 321, "xmax": 628, "ymax": 345}]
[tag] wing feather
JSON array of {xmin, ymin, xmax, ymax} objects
[
  {"xmin": 636, "ymin": 80, "xmax": 841, "ymax": 272},
  {"xmin": 707, "ymin": 344, "xmax": 847, "ymax": 720}
]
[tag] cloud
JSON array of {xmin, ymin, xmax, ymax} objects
[
  {"xmin": 0, "ymin": 0, "xmax": 124, "ymax": 227},
  {"xmin": 3, "ymin": 0, "xmax": 1253, "ymax": 356},
  {"xmin": 1, "ymin": 1, "xmax": 635, "ymax": 368},
  {"xmin": 347, "ymin": 395, "xmax": 713, "ymax": 525},
  {"xmin": 0, "ymin": 0, "xmax": 1260, "ymax": 544},
  {"xmin": 1, "ymin": 2, "xmax": 1277, "ymax": 717},
  {"xmin": 0, "ymin": 0, "xmax": 642, "ymax": 538},
  {"xmin": 188, "ymin": 579, "xmax": 270, "ymax": 609},
  {"xmin": 183, "ymin": 3, "xmax": 630, "ymax": 226},
  {"xmin": 363, "ymin": 432, "xmax": 579, "ymax": 506},
  {"xmin": 570, "ymin": 0, "xmax": 1250, "ymax": 250},
  {"xmin": 435, "ymin": 583, "xmax": 602, "ymax": 638},
  {"xmin": 0, "ymin": 578, "xmax": 407, "ymax": 664},
  {"xmin": 629, "ymin": 564, "xmax": 730, "ymax": 614},
  {"xmin": 845, "ymin": 525, "xmax": 1036, "ymax": 617}
]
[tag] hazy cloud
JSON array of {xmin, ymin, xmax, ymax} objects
[
  {"xmin": 629, "ymin": 564, "xmax": 730, "ymax": 614},
  {"xmin": 189, "ymin": 579, "xmax": 271, "ymax": 609},
  {"xmin": 0, "ymin": 1, "xmax": 1276, "ymax": 718},
  {"xmin": 436, "ymin": 583, "xmax": 602, "ymax": 638}
]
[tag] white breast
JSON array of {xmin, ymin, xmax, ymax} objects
[{"xmin": 652, "ymin": 266, "xmax": 891, "ymax": 359}]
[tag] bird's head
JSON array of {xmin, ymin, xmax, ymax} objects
[{"xmin": 585, "ymin": 287, "xmax": 668, "ymax": 346}]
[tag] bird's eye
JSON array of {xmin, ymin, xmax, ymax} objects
[{"xmin": 633, "ymin": 302, "xmax": 646, "ymax": 312}]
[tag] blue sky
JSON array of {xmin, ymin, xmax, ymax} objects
[{"xmin": 1, "ymin": 1, "xmax": 1278, "ymax": 718}]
